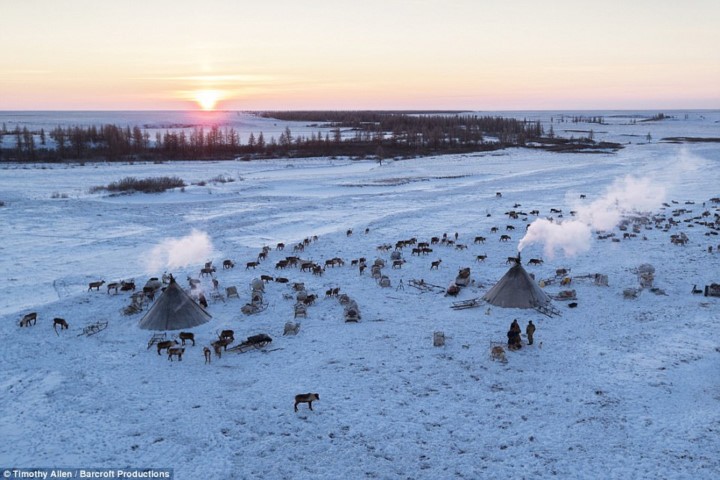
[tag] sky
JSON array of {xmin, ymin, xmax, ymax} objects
[{"xmin": 1, "ymin": 0, "xmax": 719, "ymax": 111}]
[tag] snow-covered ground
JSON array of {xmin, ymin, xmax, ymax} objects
[{"xmin": 1, "ymin": 111, "xmax": 719, "ymax": 479}]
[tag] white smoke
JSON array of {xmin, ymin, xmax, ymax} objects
[
  {"xmin": 146, "ymin": 229, "xmax": 215, "ymax": 273},
  {"xmin": 518, "ymin": 175, "xmax": 666, "ymax": 259}
]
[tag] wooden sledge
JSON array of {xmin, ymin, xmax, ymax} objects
[
  {"xmin": 450, "ymin": 297, "xmax": 484, "ymax": 310},
  {"xmin": 146, "ymin": 332, "xmax": 167, "ymax": 348},
  {"xmin": 534, "ymin": 303, "xmax": 562, "ymax": 318},
  {"xmin": 227, "ymin": 334, "xmax": 273, "ymax": 353},
  {"xmin": 78, "ymin": 321, "xmax": 109, "ymax": 337}
]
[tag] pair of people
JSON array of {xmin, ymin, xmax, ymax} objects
[{"xmin": 507, "ymin": 319, "xmax": 536, "ymax": 349}]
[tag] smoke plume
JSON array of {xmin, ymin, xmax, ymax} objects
[
  {"xmin": 518, "ymin": 175, "xmax": 666, "ymax": 259},
  {"xmin": 146, "ymin": 229, "xmax": 215, "ymax": 273}
]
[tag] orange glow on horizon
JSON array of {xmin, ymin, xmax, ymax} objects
[{"xmin": 194, "ymin": 90, "xmax": 223, "ymax": 111}]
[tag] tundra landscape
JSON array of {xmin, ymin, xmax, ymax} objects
[{"xmin": 1, "ymin": 110, "xmax": 719, "ymax": 479}]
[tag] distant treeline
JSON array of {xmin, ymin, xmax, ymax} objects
[{"xmin": 0, "ymin": 111, "xmax": 620, "ymax": 163}]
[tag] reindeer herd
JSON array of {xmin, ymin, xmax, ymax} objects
[{"xmin": 16, "ymin": 192, "xmax": 602, "ymax": 369}]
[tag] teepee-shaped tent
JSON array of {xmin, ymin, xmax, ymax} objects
[
  {"xmin": 482, "ymin": 260, "xmax": 552, "ymax": 309},
  {"xmin": 138, "ymin": 277, "xmax": 211, "ymax": 330}
]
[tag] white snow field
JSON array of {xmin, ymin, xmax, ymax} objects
[{"xmin": 1, "ymin": 111, "xmax": 719, "ymax": 479}]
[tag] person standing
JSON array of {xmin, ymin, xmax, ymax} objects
[{"xmin": 526, "ymin": 320, "xmax": 536, "ymax": 345}]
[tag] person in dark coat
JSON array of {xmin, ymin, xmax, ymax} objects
[
  {"xmin": 526, "ymin": 320, "xmax": 536, "ymax": 345},
  {"xmin": 507, "ymin": 328, "xmax": 522, "ymax": 350},
  {"xmin": 510, "ymin": 319, "xmax": 521, "ymax": 334},
  {"xmin": 198, "ymin": 293, "xmax": 208, "ymax": 308}
]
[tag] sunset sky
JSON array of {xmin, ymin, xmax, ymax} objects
[{"xmin": 2, "ymin": 0, "xmax": 719, "ymax": 110}]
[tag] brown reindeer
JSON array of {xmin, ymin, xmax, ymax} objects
[
  {"xmin": 476, "ymin": 254, "xmax": 487, "ymax": 262},
  {"xmin": 491, "ymin": 345, "xmax": 507, "ymax": 363},
  {"xmin": 203, "ymin": 347, "xmax": 212, "ymax": 364},
  {"xmin": 500, "ymin": 235, "xmax": 511, "ymax": 242},
  {"xmin": 88, "ymin": 280, "xmax": 105, "ymax": 291},
  {"xmin": 219, "ymin": 330, "xmax": 234, "ymax": 342},
  {"xmin": 107, "ymin": 282, "xmax": 121, "ymax": 294},
  {"xmin": 20, "ymin": 312, "xmax": 37, "ymax": 327},
  {"xmin": 178, "ymin": 332, "xmax": 195, "ymax": 346},
  {"xmin": 430, "ymin": 259, "xmax": 442, "ymax": 269},
  {"xmin": 222, "ymin": 259, "xmax": 235, "ymax": 269},
  {"xmin": 167, "ymin": 346, "xmax": 185, "ymax": 361},
  {"xmin": 392, "ymin": 260, "xmax": 405, "ymax": 269},
  {"xmin": 260, "ymin": 275, "xmax": 274, "ymax": 283},
  {"xmin": 527, "ymin": 258, "xmax": 544, "ymax": 266},
  {"xmin": 200, "ymin": 267, "xmax": 215, "ymax": 277},
  {"xmin": 156, "ymin": 340, "xmax": 178, "ymax": 355},
  {"xmin": 275, "ymin": 277, "xmax": 289, "ymax": 283},
  {"xmin": 294, "ymin": 393, "xmax": 320, "ymax": 412},
  {"xmin": 212, "ymin": 338, "xmax": 233, "ymax": 356},
  {"xmin": 53, "ymin": 318, "xmax": 69, "ymax": 331},
  {"xmin": 276, "ymin": 242, "xmax": 285, "ymax": 251},
  {"xmin": 246, "ymin": 261, "xmax": 259, "ymax": 270},
  {"xmin": 474, "ymin": 236, "xmax": 486, "ymax": 244}
]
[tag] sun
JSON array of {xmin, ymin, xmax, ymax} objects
[{"xmin": 194, "ymin": 90, "xmax": 222, "ymax": 111}]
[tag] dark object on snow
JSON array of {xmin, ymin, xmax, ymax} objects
[{"xmin": 568, "ymin": 302, "xmax": 578, "ymax": 308}]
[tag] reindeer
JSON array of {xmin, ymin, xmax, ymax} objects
[
  {"xmin": 167, "ymin": 346, "xmax": 185, "ymax": 361},
  {"xmin": 476, "ymin": 254, "xmax": 487, "ymax": 262},
  {"xmin": 312, "ymin": 265, "xmax": 324, "ymax": 276},
  {"xmin": 53, "ymin": 318, "xmax": 69, "ymax": 331},
  {"xmin": 260, "ymin": 275, "xmax": 274, "ymax": 283},
  {"xmin": 506, "ymin": 225, "xmax": 515, "ymax": 231},
  {"xmin": 490, "ymin": 227, "xmax": 499, "ymax": 233},
  {"xmin": 178, "ymin": 332, "xmax": 195, "ymax": 346},
  {"xmin": 258, "ymin": 251, "xmax": 268, "ymax": 261},
  {"xmin": 156, "ymin": 340, "xmax": 178, "ymax": 355},
  {"xmin": 303, "ymin": 294, "xmax": 317, "ymax": 306},
  {"xmin": 203, "ymin": 347, "xmax": 212, "ymax": 364},
  {"xmin": 506, "ymin": 256, "xmax": 520, "ymax": 265},
  {"xmin": 284, "ymin": 321, "xmax": 301, "ymax": 336},
  {"xmin": 346, "ymin": 229, "xmax": 353, "ymax": 237},
  {"xmin": 527, "ymin": 258, "xmax": 544, "ymax": 266},
  {"xmin": 246, "ymin": 261, "xmax": 259, "ymax": 270},
  {"xmin": 430, "ymin": 259, "xmax": 442, "ymax": 270},
  {"xmin": 200, "ymin": 267, "xmax": 215, "ymax": 277},
  {"xmin": 187, "ymin": 277, "xmax": 201, "ymax": 289},
  {"xmin": 474, "ymin": 236, "xmax": 486, "ymax": 244},
  {"xmin": 120, "ymin": 280, "xmax": 136, "ymax": 291},
  {"xmin": 222, "ymin": 259, "xmax": 235, "ymax": 269},
  {"xmin": 19, "ymin": 312, "xmax": 37, "ymax": 327},
  {"xmin": 88, "ymin": 280, "xmax": 105, "ymax": 291},
  {"xmin": 275, "ymin": 277, "xmax": 289, "ymax": 283},
  {"xmin": 294, "ymin": 393, "xmax": 320, "ymax": 412},
  {"xmin": 500, "ymin": 235, "xmax": 511, "ymax": 242},
  {"xmin": 491, "ymin": 345, "xmax": 507, "ymax": 363},
  {"xmin": 107, "ymin": 282, "xmax": 121, "ymax": 294},
  {"xmin": 392, "ymin": 259, "xmax": 405, "ymax": 269},
  {"xmin": 555, "ymin": 268, "xmax": 570, "ymax": 277},
  {"xmin": 276, "ymin": 242, "xmax": 285, "ymax": 251},
  {"xmin": 219, "ymin": 329, "xmax": 234, "ymax": 342}
]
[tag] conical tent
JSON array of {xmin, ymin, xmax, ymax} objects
[
  {"xmin": 482, "ymin": 262, "xmax": 552, "ymax": 309},
  {"xmin": 138, "ymin": 278, "xmax": 211, "ymax": 330}
]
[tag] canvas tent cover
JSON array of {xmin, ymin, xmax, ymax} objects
[
  {"xmin": 138, "ymin": 279, "xmax": 212, "ymax": 330},
  {"xmin": 482, "ymin": 263, "xmax": 552, "ymax": 309}
]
